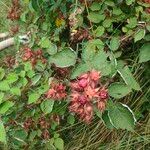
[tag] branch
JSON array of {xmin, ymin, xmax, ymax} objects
[
  {"xmin": 0, "ymin": 38, "xmax": 14, "ymax": 51},
  {"xmin": 0, "ymin": 32, "xmax": 9, "ymax": 39},
  {"xmin": 0, "ymin": 34, "xmax": 30, "ymax": 51}
]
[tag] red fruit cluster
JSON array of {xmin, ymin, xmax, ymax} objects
[
  {"xmin": 22, "ymin": 47, "xmax": 47, "ymax": 66},
  {"xmin": 46, "ymin": 82, "xmax": 67, "ymax": 100},
  {"xmin": 4, "ymin": 56, "xmax": 15, "ymax": 68},
  {"xmin": 7, "ymin": 0, "xmax": 21, "ymax": 21},
  {"xmin": 70, "ymin": 29, "xmax": 92, "ymax": 43},
  {"xmin": 143, "ymin": 0, "xmax": 150, "ymax": 13},
  {"xmin": 23, "ymin": 117, "xmax": 34, "ymax": 131},
  {"xmin": 52, "ymin": 65, "xmax": 70, "ymax": 79},
  {"xmin": 143, "ymin": 0, "xmax": 150, "ymax": 3},
  {"xmin": 69, "ymin": 70, "xmax": 108, "ymax": 123}
]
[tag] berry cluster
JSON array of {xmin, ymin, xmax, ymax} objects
[
  {"xmin": 23, "ymin": 115, "xmax": 60, "ymax": 140},
  {"xmin": 22, "ymin": 47, "xmax": 47, "ymax": 66},
  {"xmin": 7, "ymin": 0, "xmax": 21, "ymax": 21},
  {"xmin": 45, "ymin": 70, "xmax": 108, "ymax": 123},
  {"xmin": 143, "ymin": 0, "xmax": 150, "ymax": 13},
  {"xmin": 4, "ymin": 55, "xmax": 15, "ymax": 68},
  {"xmin": 70, "ymin": 28, "xmax": 92, "ymax": 43},
  {"xmin": 69, "ymin": 70, "xmax": 108, "ymax": 123},
  {"xmin": 46, "ymin": 82, "xmax": 67, "ymax": 100}
]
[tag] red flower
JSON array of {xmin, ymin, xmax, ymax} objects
[
  {"xmin": 90, "ymin": 70, "xmax": 101, "ymax": 81},
  {"xmin": 69, "ymin": 70, "xmax": 109, "ymax": 122},
  {"xmin": 46, "ymin": 82, "xmax": 66, "ymax": 100},
  {"xmin": 78, "ymin": 78, "xmax": 88, "ymax": 88},
  {"xmin": 85, "ymin": 86, "xmax": 99, "ymax": 99},
  {"xmin": 98, "ymin": 88, "xmax": 108, "ymax": 100},
  {"xmin": 97, "ymin": 101, "xmax": 106, "ymax": 112},
  {"xmin": 69, "ymin": 95, "xmax": 93, "ymax": 123}
]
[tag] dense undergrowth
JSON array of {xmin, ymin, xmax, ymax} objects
[{"xmin": 0, "ymin": 0, "xmax": 150, "ymax": 149}]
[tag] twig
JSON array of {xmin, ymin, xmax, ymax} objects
[
  {"xmin": 0, "ymin": 34, "xmax": 30, "ymax": 51},
  {"xmin": 0, "ymin": 38, "xmax": 14, "ymax": 51},
  {"xmin": 0, "ymin": 32, "xmax": 9, "ymax": 39}
]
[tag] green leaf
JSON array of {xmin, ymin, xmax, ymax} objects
[
  {"xmin": 0, "ymin": 81, "xmax": 10, "ymax": 91},
  {"xmin": 67, "ymin": 115, "xmax": 75, "ymax": 125},
  {"xmin": 0, "ymin": 101, "xmax": 14, "ymax": 114},
  {"xmin": 28, "ymin": 92, "xmax": 41, "ymax": 104},
  {"xmin": 108, "ymin": 102, "xmax": 135, "ymax": 131},
  {"xmin": 31, "ymin": 0, "xmax": 43, "ymax": 11},
  {"xmin": 40, "ymin": 100, "xmax": 54, "ymax": 114},
  {"xmin": 88, "ymin": 12, "xmax": 105, "ymax": 23},
  {"xmin": 82, "ymin": 41, "xmax": 99, "ymax": 62},
  {"xmin": 31, "ymin": 74, "xmax": 41, "ymax": 85},
  {"xmin": 20, "ymin": 10, "xmax": 28, "ymax": 22},
  {"xmin": 105, "ymin": 0, "xmax": 115, "ymax": 6},
  {"xmin": 126, "ymin": 0, "xmax": 135, "ymax": 5},
  {"xmin": 54, "ymin": 138, "xmax": 64, "ymax": 150},
  {"xmin": 109, "ymin": 37, "xmax": 120, "ymax": 51},
  {"xmin": 27, "ymin": 70, "xmax": 35, "ymax": 78},
  {"xmin": 35, "ymin": 61, "xmax": 46, "ymax": 72},
  {"xmin": 103, "ymin": 19, "xmax": 112, "ymax": 28},
  {"xmin": 38, "ymin": 84, "xmax": 49, "ymax": 95},
  {"xmin": 94, "ymin": 26, "xmax": 105, "ymax": 37},
  {"xmin": 24, "ymin": 62, "xmax": 32, "ymax": 72},
  {"xmin": 10, "ymin": 87, "xmax": 21, "ymax": 96},
  {"xmin": 0, "ymin": 67, "xmax": 5, "ymax": 80},
  {"xmin": 91, "ymin": 50, "xmax": 112, "ymax": 76},
  {"xmin": 20, "ymin": 78, "xmax": 28, "ymax": 87},
  {"xmin": 138, "ymin": 43, "xmax": 150, "ymax": 63},
  {"xmin": 113, "ymin": 7, "xmax": 122, "ymax": 15},
  {"xmin": 102, "ymin": 111, "xmax": 114, "ymax": 129},
  {"xmin": 71, "ymin": 63, "xmax": 90, "ymax": 79},
  {"xmin": 0, "ymin": 92, "xmax": 4, "ymax": 104},
  {"xmin": 108, "ymin": 82, "xmax": 132, "ymax": 99},
  {"xmin": 6, "ymin": 73, "xmax": 18, "ymax": 84},
  {"xmin": 47, "ymin": 43, "xmax": 57, "ymax": 55},
  {"xmin": 117, "ymin": 65, "xmax": 141, "ymax": 91},
  {"xmin": 50, "ymin": 48, "xmax": 77, "ymax": 68},
  {"xmin": 126, "ymin": 17, "xmax": 137, "ymax": 28},
  {"xmin": 0, "ymin": 120, "xmax": 7, "ymax": 144},
  {"xmin": 54, "ymin": 133, "xmax": 60, "ymax": 139},
  {"xmin": 13, "ymin": 129, "xmax": 28, "ymax": 141},
  {"xmin": 90, "ymin": 2, "xmax": 101, "ymax": 11},
  {"xmin": 19, "ymin": 71, "xmax": 26, "ymax": 78},
  {"xmin": 134, "ymin": 29, "xmax": 145, "ymax": 42},
  {"xmin": 88, "ymin": 39, "xmax": 104, "ymax": 51},
  {"xmin": 39, "ymin": 37, "xmax": 51, "ymax": 48}
]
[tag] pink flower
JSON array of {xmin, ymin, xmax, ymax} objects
[
  {"xmin": 78, "ymin": 78, "xmax": 88, "ymax": 88},
  {"xmin": 98, "ymin": 88, "xmax": 108, "ymax": 100},
  {"xmin": 69, "ymin": 70, "xmax": 108, "ymax": 123},
  {"xmin": 85, "ymin": 86, "xmax": 99, "ymax": 99},
  {"xmin": 46, "ymin": 82, "xmax": 66, "ymax": 100},
  {"xmin": 78, "ymin": 95, "xmax": 87, "ymax": 105},
  {"xmin": 97, "ymin": 101, "xmax": 106, "ymax": 112},
  {"xmin": 90, "ymin": 70, "xmax": 100, "ymax": 81},
  {"xmin": 46, "ymin": 89, "xmax": 56, "ymax": 98}
]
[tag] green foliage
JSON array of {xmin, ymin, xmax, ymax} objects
[
  {"xmin": 107, "ymin": 101, "xmax": 136, "ymax": 131},
  {"xmin": 138, "ymin": 43, "xmax": 150, "ymax": 63},
  {"xmin": 0, "ymin": 121, "xmax": 6, "ymax": 144},
  {"xmin": 109, "ymin": 37, "xmax": 120, "ymax": 51},
  {"xmin": 49, "ymin": 48, "xmax": 77, "ymax": 68},
  {"xmin": 0, "ymin": 0, "xmax": 149, "ymax": 148},
  {"xmin": 117, "ymin": 65, "xmax": 141, "ymax": 91},
  {"xmin": 108, "ymin": 82, "xmax": 132, "ymax": 99},
  {"xmin": 134, "ymin": 29, "xmax": 146, "ymax": 42},
  {"xmin": 0, "ymin": 101, "xmax": 14, "ymax": 114},
  {"xmin": 28, "ymin": 92, "xmax": 41, "ymax": 104},
  {"xmin": 40, "ymin": 99, "xmax": 54, "ymax": 114}
]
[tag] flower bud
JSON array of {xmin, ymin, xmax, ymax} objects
[{"xmin": 78, "ymin": 78, "xmax": 88, "ymax": 88}]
